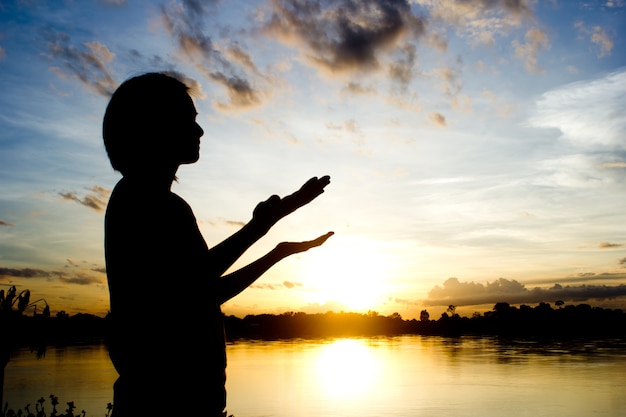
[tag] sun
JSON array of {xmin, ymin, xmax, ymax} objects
[{"xmin": 298, "ymin": 235, "xmax": 394, "ymax": 312}]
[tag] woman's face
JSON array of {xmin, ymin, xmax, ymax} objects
[{"xmin": 158, "ymin": 93, "xmax": 204, "ymax": 166}]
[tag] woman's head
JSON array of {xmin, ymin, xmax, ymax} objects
[{"xmin": 103, "ymin": 72, "xmax": 204, "ymax": 176}]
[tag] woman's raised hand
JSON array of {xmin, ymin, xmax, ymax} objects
[{"xmin": 252, "ymin": 176, "xmax": 331, "ymax": 232}]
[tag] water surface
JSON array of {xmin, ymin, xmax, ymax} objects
[{"xmin": 4, "ymin": 336, "xmax": 625, "ymax": 416}]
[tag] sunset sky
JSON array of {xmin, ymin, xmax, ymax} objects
[{"xmin": 1, "ymin": 0, "xmax": 625, "ymax": 319}]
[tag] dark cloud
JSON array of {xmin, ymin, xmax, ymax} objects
[
  {"xmin": 388, "ymin": 43, "xmax": 417, "ymax": 91},
  {"xmin": 161, "ymin": 0, "xmax": 218, "ymax": 62},
  {"xmin": 1, "ymin": 265, "xmax": 104, "ymax": 286},
  {"xmin": 0, "ymin": 219, "xmax": 13, "ymax": 227},
  {"xmin": 525, "ymin": 272, "xmax": 626, "ymax": 285},
  {"xmin": 425, "ymin": 277, "xmax": 626, "ymax": 307},
  {"xmin": 620, "ymin": 257, "xmax": 626, "ymax": 266},
  {"xmin": 43, "ymin": 29, "xmax": 117, "ymax": 97},
  {"xmin": 59, "ymin": 185, "xmax": 110, "ymax": 212},
  {"xmin": 210, "ymin": 71, "xmax": 262, "ymax": 110},
  {"xmin": 0, "ymin": 267, "xmax": 51, "ymax": 279},
  {"xmin": 342, "ymin": 81, "xmax": 376, "ymax": 95},
  {"xmin": 161, "ymin": 0, "xmax": 265, "ymax": 110},
  {"xmin": 59, "ymin": 273, "xmax": 102, "ymax": 285},
  {"xmin": 263, "ymin": 0, "xmax": 425, "ymax": 75}
]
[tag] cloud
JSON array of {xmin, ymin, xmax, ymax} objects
[
  {"xmin": 0, "ymin": 219, "xmax": 13, "ymax": 227},
  {"xmin": 574, "ymin": 21, "xmax": 613, "ymax": 58},
  {"xmin": 0, "ymin": 267, "xmax": 52, "ymax": 279},
  {"xmin": 425, "ymin": 277, "xmax": 626, "ymax": 306},
  {"xmin": 160, "ymin": 0, "xmax": 267, "ymax": 110},
  {"xmin": 263, "ymin": 0, "xmax": 425, "ymax": 76},
  {"xmin": 210, "ymin": 71, "xmax": 262, "ymax": 110},
  {"xmin": 417, "ymin": 0, "xmax": 533, "ymax": 46},
  {"xmin": 530, "ymin": 68, "xmax": 626, "ymax": 150},
  {"xmin": 59, "ymin": 185, "xmax": 110, "ymax": 212},
  {"xmin": 224, "ymin": 219, "xmax": 246, "ymax": 228},
  {"xmin": 161, "ymin": 0, "xmax": 218, "ymax": 62},
  {"xmin": 620, "ymin": 257, "xmax": 626, "ymax": 266},
  {"xmin": 0, "ymin": 265, "xmax": 104, "ymax": 285},
  {"xmin": 512, "ymin": 27, "xmax": 549, "ymax": 73},
  {"xmin": 43, "ymin": 30, "xmax": 117, "ymax": 97},
  {"xmin": 429, "ymin": 112, "xmax": 446, "ymax": 127},
  {"xmin": 600, "ymin": 242, "xmax": 622, "ymax": 249},
  {"xmin": 525, "ymin": 272, "xmax": 626, "ymax": 286},
  {"xmin": 251, "ymin": 280, "xmax": 304, "ymax": 290},
  {"xmin": 58, "ymin": 272, "xmax": 103, "ymax": 285}
]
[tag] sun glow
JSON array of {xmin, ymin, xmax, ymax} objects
[
  {"xmin": 315, "ymin": 339, "xmax": 380, "ymax": 398},
  {"xmin": 299, "ymin": 236, "xmax": 395, "ymax": 312}
]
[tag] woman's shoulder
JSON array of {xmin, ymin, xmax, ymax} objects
[{"xmin": 107, "ymin": 178, "xmax": 195, "ymax": 218}]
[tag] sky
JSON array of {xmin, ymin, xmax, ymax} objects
[{"xmin": 0, "ymin": 0, "xmax": 625, "ymax": 320}]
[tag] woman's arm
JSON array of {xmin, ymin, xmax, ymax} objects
[
  {"xmin": 205, "ymin": 176, "xmax": 331, "ymax": 277},
  {"xmin": 216, "ymin": 231, "xmax": 334, "ymax": 304}
]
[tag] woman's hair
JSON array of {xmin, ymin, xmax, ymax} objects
[{"xmin": 103, "ymin": 72, "xmax": 190, "ymax": 175}]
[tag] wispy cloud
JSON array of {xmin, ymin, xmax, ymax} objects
[
  {"xmin": 425, "ymin": 277, "xmax": 626, "ymax": 306},
  {"xmin": 529, "ymin": 69, "xmax": 626, "ymax": 187},
  {"xmin": 0, "ymin": 265, "xmax": 104, "ymax": 285},
  {"xmin": 574, "ymin": 21, "xmax": 614, "ymax": 58},
  {"xmin": 0, "ymin": 219, "xmax": 13, "ymax": 227},
  {"xmin": 0, "ymin": 267, "xmax": 52, "ymax": 279},
  {"xmin": 59, "ymin": 185, "xmax": 110, "ymax": 212},
  {"xmin": 428, "ymin": 112, "xmax": 446, "ymax": 127},
  {"xmin": 512, "ymin": 27, "xmax": 549, "ymax": 73},
  {"xmin": 160, "ymin": 0, "xmax": 268, "ymax": 110},
  {"xmin": 416, "ymin": 0, "xmax": 533, "ymax": 46},
  {"xmin": 43, "ymin": 29, "xmax": 117, "ymax": 97},
  {"xmin": 224, "ymin": 219, "xmax": 246, "ymax": 228},
  {"xmin": 58, "ymin": 272, "xmax": 103, "ymax": 285},
  {"xmin": 600, "ymin": 242, "xmax": 623, "ymax": 248},
  {"xmin": 210, "ymin": 72, "xmax": 262, "ymax": 110},
  {"xmin": 252, "ymin": 280, "xmax": 304, "ymax": 290},
  {"xmin": 530, "ymin": 68, "xmax": 626, "ymax": 149}
]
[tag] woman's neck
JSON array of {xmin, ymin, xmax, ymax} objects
[{"xmin": 123, "ymin": 165, "xmax": 178, "ymax": 191}]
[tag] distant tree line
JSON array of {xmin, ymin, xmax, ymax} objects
[
  {"xmin": 224, "ymin": 302, "xmax": 626, "ymax": 340},
  {"xmin": 5, "ymin": 302, "xmax": 626, "ymax": 349}
]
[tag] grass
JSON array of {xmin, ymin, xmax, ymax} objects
[
  {"xmin": 2, "ymin": 395, "xmax": 236, "ymax": 417},
  {"xmin": 1, "ymin": 395, "xmax": 112, "ymax": 417}
]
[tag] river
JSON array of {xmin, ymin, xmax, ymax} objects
[{"xmin": 4, "ymin": 335, "xmax": 626, "ymax": 416}]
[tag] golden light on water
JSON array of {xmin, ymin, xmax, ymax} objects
[{"xmin": 314, "ymin": 339, "xmax": 380, "ymax": 399}]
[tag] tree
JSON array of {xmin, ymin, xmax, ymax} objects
[
  {"xmin": 0, "ymin": 286, "xmax": 49, "ymax": 410},
  {"xmin": 419, "ymin": 309, "xmax": 430, "ymax": 322},
  {"xmin": 493, "ymin": 302, "xmax": 511, "ymax": 317},
  {"xmin": 389, "ymin": 312, "xmax": 402, "ymax": 320}
]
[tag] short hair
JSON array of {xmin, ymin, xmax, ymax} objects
[{"xmin": 102, "ymin": 72, "xmax": 190, "ymax": 175}]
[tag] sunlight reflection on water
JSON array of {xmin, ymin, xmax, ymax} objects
[
  {"xmin": 4, "ymin": 336, "xmax": 626, "ymax": 417},
  {"xmin": 315, "ymin": 339, "xmax": 380, "ymax": 398}
]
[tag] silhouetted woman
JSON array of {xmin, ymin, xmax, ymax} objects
[{"xmin": 103, "ymin": 72, "xmax": 332, "ymax": 417}]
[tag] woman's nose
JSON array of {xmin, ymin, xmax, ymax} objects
[{"xmin": 196, "ymin": 122, "xmax": 204, "ymax": 138}]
